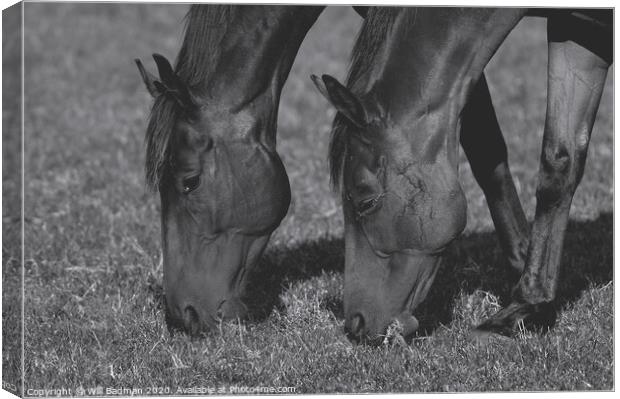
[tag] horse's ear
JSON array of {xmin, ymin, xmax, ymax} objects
[
  {"xmin": 151, "ymin": 53, "xmax": 197, "ymax": 110},
  {"xmin": 310, "ymin": 74, "xmax": 330, "ymax": 101},
  {"xmin": 152, "ymin": 53, "xmax": 176, "ymax": 87},
  {"xmin": 135, "ymin": 58, "xmax": 163, "ymax": 98},
  {"xmin": 311, "ymin": 74, "xmax": 368, "ymax": 128}
]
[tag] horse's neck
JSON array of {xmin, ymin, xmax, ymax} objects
[
  {"xmin": 370, "ymin": 8, "xmax": 525, "ymax": 163},
  {"xmin": 193, "ymin": 6, "xmax": 321, "ymax": 112}
]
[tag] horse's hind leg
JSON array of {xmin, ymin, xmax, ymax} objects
[
  {"xmin": 461, "ymin": 74, "xmax": 529, "ymax": 274},
  {"xmin": 475, "ymin": 15, "xmax": 611, "ymax": 337}
]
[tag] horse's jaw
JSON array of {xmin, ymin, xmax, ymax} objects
[
  {"xmin": 343, "ymin": 225, "xmax": 444, "ymax": 344},
  {"xmin": 162, "ymin": 231, "xmax": 272, "ymax": 335}
]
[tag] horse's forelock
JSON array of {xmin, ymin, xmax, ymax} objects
[
  {"xmin": 328, "ymin": 7, "xmax": 400, "ymax": 192},
  {"xmin": 145, "ymin": 96, "xmax": 179, "ymax": 191},
  {"xmin": 328, "ymin": 114, "xmax": 349, "ymax": 189},
  {"xmin": 144, "ymin": 5, "xmax": 238, "ymax": 191}
]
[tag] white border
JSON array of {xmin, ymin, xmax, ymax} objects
[{"xmin": 0, "ymin": 1, "xmax": 615, "ymax": 399}]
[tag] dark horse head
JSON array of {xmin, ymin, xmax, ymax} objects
[
  {"xmin": 314, "ymin": 72, "xmax": 467, "ymax": 343},
  {"xmin": 136, "ymin": 5, "xmax": 322, "ymax": 334},
  {"xmin": 312, "ymin": 8, "xmax": 528, "ymax": 343}
]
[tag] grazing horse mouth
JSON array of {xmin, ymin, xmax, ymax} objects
[
  {"xmin": 347, "ymin": 313, "xmax": 420, "ymax": 345},
  {"xmin": 343, "ymin": 251, "xmax": 443, "ymax": 345},
  {"xmin": 169, "ymin": 295, "xmax": 250, "ymax": 335},
  {"xmin": 162, "ymin": 232, "xmax": 273, "ymax": 335}
]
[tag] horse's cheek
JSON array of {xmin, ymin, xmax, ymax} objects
[
  {"xmin": 360, "ymin": 203, "xmax": 401, "ymax": 254},
  {"xmin": 363, "ymin": 223, "xmax": 399, "ymax": 254}
]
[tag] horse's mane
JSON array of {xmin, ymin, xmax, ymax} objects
[
  {"xmin": 144, "ymin": 5, "xmax": 238, "ymax": 191},
  {"xmin": 175, "ymin": 5, "xmax": 238, "ymax": 89},
  {"xmin": 328, "ymin": 7, "xmax": 401, "ymax": 189}
]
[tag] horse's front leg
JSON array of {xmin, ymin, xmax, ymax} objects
[
  {"xmin": 475, "ymin": 15, "xmax": 611, "ymax": 337},
  {"xmin": 461, "ymin": 74, "xmax": 529, "ymax": 275}
]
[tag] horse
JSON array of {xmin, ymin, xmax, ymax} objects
[
  {"xmin": 135, "ymin": 5, "xmax": 330, "ymax": 335},
  {"xmin": 312, "ymin": 7, "xmax": 612, "ymax": 344}
]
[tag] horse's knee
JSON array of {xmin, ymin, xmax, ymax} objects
[
  {"xmin": 536, "ymin": 130, "xmax": 589, "ymax": 208},
  {"xmin": 537, "ymin": 145, "xmax": 571, "ymax": 205}
]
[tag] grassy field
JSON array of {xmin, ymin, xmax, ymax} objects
[{"xmin": 2, "ymin": 3, "xmax": 613, "ymax": 394}]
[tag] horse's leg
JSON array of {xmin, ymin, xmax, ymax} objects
[
  {"xmin": 475, "ymin": 16, "xmax": 611, "ymax": 337},
  {"xmin": 461, "ymin": 74, "xmax": 529, "ymax": 274}
]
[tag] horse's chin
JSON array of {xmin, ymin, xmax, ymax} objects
[
  {"xmin": 352, "ymin": 313, "xmax": 419, "ymax": 346},
  {"xmin": 394, "ymin": 311, "xmax": 420, "ymax": 337}
]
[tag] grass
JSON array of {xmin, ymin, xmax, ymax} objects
[
  {"xmin": 3, "ymin": 2, "xmax": 24, "ymax": 396},
  {"xmin": 2, "ymin": 3, "xmax": 613, "ymax": 395}
]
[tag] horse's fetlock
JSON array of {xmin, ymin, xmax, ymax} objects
[
  {"xmin": 507, "ymin": 251, "xmax": 526, "ymax": 274},
  {"xmin": 512, "ymin": 285, "xmax": 546, "ymax": 305},
  {"xmin": 512, "ymin": 273, "xmax": 544, "ymax": 303}
]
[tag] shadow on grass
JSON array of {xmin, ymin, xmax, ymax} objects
[
  {"xmin": 243, "ymin": 237, "xmax": 345, "ymax": 321},
  {"xmin": 152, "ymin": 212, "xmax": 612, "ymax": 336},
  {"xmin": 418, "ymin": 211, "xmax": 612, "ymax": 335},
  {"xmin": 243, "ymin": 212, "xmax": 612, "ymax": 334}
]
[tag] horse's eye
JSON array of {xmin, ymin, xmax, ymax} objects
[
  {"xmin": 182, "ymin": 175, "xmax": 200, "ymax": 194},
  {"xmin": 356, "ymin": 194, "xmax": 383, "ymax": 216}
]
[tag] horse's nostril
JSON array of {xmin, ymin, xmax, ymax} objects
[
  {"xmin": 183, "ymin": 305, "xmax": 200, "ymax": 336},
  {"xmin": 345, "ymin": 313, "xmax": 366, "ymax": 342}
]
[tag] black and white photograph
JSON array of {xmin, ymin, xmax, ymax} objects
[{"xmin": 1, "ymin": 0, "xmax": 614, "ymax": 395}]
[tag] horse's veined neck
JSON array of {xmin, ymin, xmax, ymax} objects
[
  {"xmin": 370, "ymin": 8, "xmax": 526, "ymax": 120},
  {"xmin": 364, "ymin": 8, "xmax": 525, "ymax": 164}
]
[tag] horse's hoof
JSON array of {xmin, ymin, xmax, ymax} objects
[
  {"xmin": 471, "ymin": 300, "xmax": 557, "ymax": 346},
  {"xmin": 524, "ymin": 302, "xmax": 557, "ymax": 332}
]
